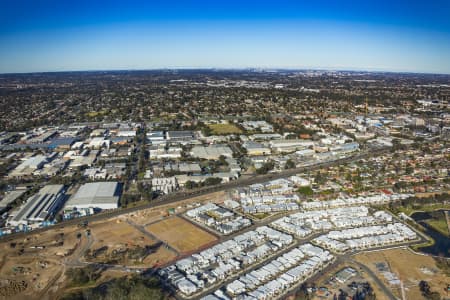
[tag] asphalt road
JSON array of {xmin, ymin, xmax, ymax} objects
[
  {"xmin": 168, "ymin": 199, "xmax": 426, "ymax": 300},
  {"xmin": 0, "ymin": 147, "xmax": 389, "ymax": 242},
  {"xmin": 349, "ymin": 258, "xmax": 397, "ymax": 300}
]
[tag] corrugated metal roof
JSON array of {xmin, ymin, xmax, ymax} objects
[{"xmin": 66, "ymin": 181, "xmax": 120, "ymax": 207}]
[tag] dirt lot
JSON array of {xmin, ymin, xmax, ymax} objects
[
  {"xmin": 142, "ymin": 246, "xmax": 176, "ymax": 267},
  {"xmin": 127, "ymin": 209, "xmax": 166, "ymax": 226},
  {"xmin": 180, "ymin": 190, "xmax": 228, "ymax": 206},
  {"xmin": 0, "ymin": 190, "xmax": 227, "ymax": 299},
  {"xmin": 0, "ymin": 226, "xmax": 84, "ymax": 300},
  {"xmin": 355, "ymin": 248, "xmax": 449, "ymax": 300},
  {"xmin": 89, "ymin": 219, "xmax": 154, "ymax": 250},
  {"xmin": 85, "ymin": 218, "xmax": 176, "ymax": 266},
  {"xmin": 125, "ymin": 190, "xmax": 228, "ymax": 226},
  {"xmin": 145, "ymin": 216, "xmax": 217, "ymax": 254}
]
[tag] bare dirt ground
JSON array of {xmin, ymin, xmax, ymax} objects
[
  {"xmin": 88, "ymin": 218, "xmax": 155, "ymax": 252},
  {"xmin": 124, "ymin": 190, "xmax": 227, "ymax": 226},
  {"xmin": 142, "ymin": 246, "xmax": 177, "ymax": 267},
  {"xmin": 85, "ymin": 218, "xmax": 176, "ymax": 267},
  {"xmin": 0, "ymin": 226, "xmax": 84, "ymax": 300},
  {"xmin": 145, "ymin": 216, "xmax": 218, "ymax": 254},
  {"xmin": 355, "ymin": 248, "xmax": 450, "ymax": 300},
  {"xmin": 0, "ymin": 190, "xmax": 227, "ymax": 299}
]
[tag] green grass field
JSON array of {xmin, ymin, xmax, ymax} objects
[
  {"xmin": 251, "ymin": 212, "xmax": 271, "ymax": 220},
  {"xmin": 425, "ymin": 217, "xmax": 449, "ymax": 236},
  {"xmin": 208, "ymin": 123, "xmax": 242, "ymax": 134},
  {"xmin": 85, "ymin": 110, "xmax": 108, "ymax": 117},
  {"xmin": 396, "ymin": 203, "xmax": 450, "ymax": 216}
]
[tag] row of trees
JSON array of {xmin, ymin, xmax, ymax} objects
[
  {"xmin": 185, "ymin": 177, "xmax": 222, "ymax": 189},
  {"xmin": 65, "ymin": 265, "xmax": 101, "ymax": 286},
  {"xmin": 389, "ymin": 193, "xmax": 450, "ymax": 212},
  {"xmin": 256, "ymin": 161, "xmax": 275, "ymax": 175},
  {"xmin": 62, "ymin": 272, "xmax": 166, "ymax": 300},
  {"xmin": 419, "ymin": 280, "xmax": 441, "ymax": 300}
]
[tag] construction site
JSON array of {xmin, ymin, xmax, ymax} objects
[
  {"xmin": 146, "ymin": 216, "xmax": 218, "ymax": 254},
  {"xmin": 0, "ymin": 192, "xmax": 226, "ymax": 299},
  {"xmin": 355, "ymin": 248, "xmax": 449, "ymax": 300}
]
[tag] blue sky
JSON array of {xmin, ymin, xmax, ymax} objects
[{"xmin": 1, "ymin": 0, "xmax": 450, "ymax": 74}]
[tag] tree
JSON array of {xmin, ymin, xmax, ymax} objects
[
  {"xmin": 314, "ymin": 172, "xmax": 326, "ymax": 185},
  {"xmin": 419, "ymin": 280, "xmax": 441, "ymax": 300},
  {"xmin": 405, "ymin": 164, "xmax": 414, "ymax": 175},
  {"xmin": 297, "ymin": 186, "xmax": 313, "ymax": 196},
  {"xmin": 204, "ymin": 177, "xmax": 222, "ymax": 186},
  {"xmin": 65, "ymin": 265, "xmax": 101, "ymax": 286},
  {"xmin": 185, "ymin": 180, "xmax": 198, "ymax": 189},
  {"xmin": 285, "ymin": 159, "xmax": 296, "ymax": 169},
  {"xmin": 256, "ymin": 161, "xmax": 275, "ymax": 175},
  {"xmin": 296, "ymin": 283, "xmax": 311, "ymax": 300},
  {"xmin": 218, "ymin": 155, "xmax": 228, "ymax": 165},
  {"xmin": 338, "ymin": 289, "xmax": 348, "ymax": 300},
  {"xmin": 201, "ymin": 125, "xmax": 213, "ymax": 136},
  {"xmin": 63, "ymin": 275, "xmax": 165, "ymax": 300},
  {"xmin": 55, "ymin": 213, "xmax": 63, "ymax": 223}
]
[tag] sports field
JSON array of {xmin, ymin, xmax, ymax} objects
[
  {"xmin": 208, "ymin": 123, "xmax": 242, "ymax": 134},
  {"xmin": 145, "ymin": 216, "xmax": 217, "ymax": 253}
]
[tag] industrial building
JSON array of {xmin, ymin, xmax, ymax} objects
[
  {"xmin": 87, "ymin": 137, "xmax": 110, "ymax": 149},
  {"xmin": 241, "ymin": 120, "xmax": 273, "ymax": 132},
  {"xmin": 167, "ymin": 131, "xmax": 196, "ymax": 143},
  {"xmin": 8, "ymin": 155, "xmax": 49, "ymax": 178},
  {"xmin": 146, "ymin": 131, "xmax": 166, "ymax": 144},
  {"xmin": 330, "ymin": 142, "xmax": 359, "ymax": 153},
  {"xmin": 8, "ymin": 185, "xmax": 66, "ymax": 227},
  {"xmin": 149, "ymin": 144, "xmax": 182, "ymax": 159},
  {"xmin": 151, "ymin": 177, "xmax": 178, "ymax": 194},
  {"xmin": 249, "ymin": 133, "xmax": 282, "ymax": 141},
  {"xmin": 0, "ymin": 188, "xmax": 27, "ymax": 212},
  {"xmin": 270, "ymin": 139, "xmax": 314, "ymax": 153},
  {"xmin": 116, "ymin": 130, "xmax": 136, "ymax": 137},
  {"xmin": 64, "ymin": 181, "xmax": 121, "ymax": 210},
  {"xmin": 190, "ymin": 144, "xmax": 233, "ymax": 159},
  {"xmin": 242, "ymin": 141, "xmax": 271, "ymax": 156}
]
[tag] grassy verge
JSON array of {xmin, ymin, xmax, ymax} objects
[
  {"xmin": 251, "ymin": 212, "xmax": 271, "ymax": 220},
  {"xmin": 65, "ymin": 280, "xmax": 98, "ymax": 291},
  {"xmin": 411, "ymin": 238, "xmax": 436, "ymax": 252},
  {"xmin": 425, "ymin": 218, "xmax": 449, "ymax": 236},
  {"xmin": 396, "ymin": 203, "xmax": 450, "ymax": 216},
  {"xmin": 208, "ymin": 123, "xmax": 242, "ymax": 135}
]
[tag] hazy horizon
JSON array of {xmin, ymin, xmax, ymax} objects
[{"xmin": 2, "ymin": 67, "xmax": 450, "ymax": 76}]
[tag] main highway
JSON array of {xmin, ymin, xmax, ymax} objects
[{"xmin": 0, "ymin": 147, "xmax": 390, "ymax": 242}]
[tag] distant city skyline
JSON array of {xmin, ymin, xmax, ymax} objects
[{"xmin": 1, "ymin": 0, "xmax": 450, "ymax": 74}]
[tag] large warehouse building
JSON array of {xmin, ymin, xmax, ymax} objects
[
  {"xmin": 8, "ymin": 184, "xmax": 66, "ymax": 227},
  {"xmin": 65, "ymin": 181, "xmax": 121, "ymax": 210},
  {"xmin": 190, "ymin": 144, "xmax": 233, "ymax": 160}
]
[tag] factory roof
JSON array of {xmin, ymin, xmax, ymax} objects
[
  {"xmin": 191, "ymin": 144, "xmax": 233, "ymax": 159},
  {"xmin": 65, "ymin": 181, "xmax": 121, "ymax": 209},
  {"xmin": 10, "ymin": 184, "xmax": 65, "ymax": 225},
  {"xmin": 0, "ymin": 189, "xmax": 27, "ymax": 209}
]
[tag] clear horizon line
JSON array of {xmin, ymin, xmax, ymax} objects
[{"xmin": 1, "ymin": 66, "xmax": 449, "ymax": 76}]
